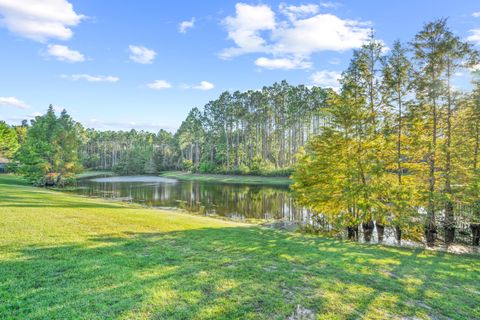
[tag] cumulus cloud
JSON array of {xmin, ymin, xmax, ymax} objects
[
  {"xmin": 0, "ymin": 0, "xmax": 84, "ymax": 42},
  {"xmin": 179, "ymin": 17, "xmax": 195, "ymax": 33},
  {"xmin": 193, "ymin": 81, "xmax": 215, "ymax": 90},
  {"xmin": 221, "ymin": 3, "xmax": 372, "ymax": 70},
  {"xmin": 0, "ymin": 96, "xmax": 30, "ymax": 109},
  {"xmin": 273, "ymin": 14, "xmax": 371, "ymax": 55},
  {"xmin": 255, "ymin": 56, "xmax": 311, "ymax": 69},
  {"xmin": 147, "ymin": 80, "xmax": 172, "ymax": 90},
  {"xmin": 221, "ymin": 3, "xmax": 276, "ymax": 59},
  {"xmin": 468, "ymin": 29, "xmax": 480, "ymax": 45},
  {"xmin": 60, "ymin": 74, "xmax": 119, "ymax": 82},
  {"xmin": 129, "ymin": 45, "xmax": 156, "ymax": 64},
  {"xmin": 310, "ymin": 70, "xmax": 341, "ymax": 89},
  {"xmin": 45, "ymin": 44, "xmax": 85, "ymax": 62},
  {"xmin": 473, "ymin": 12, "xmax": 480, "ymax": 18}
]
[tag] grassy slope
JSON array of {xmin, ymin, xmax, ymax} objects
[
  {"xmin": 0, "ymin": 175, "xmax": 479, "ymax": 320},
  {"xmin": 160, "ymin": 171, "xmax": 291, "ymax": 186}
]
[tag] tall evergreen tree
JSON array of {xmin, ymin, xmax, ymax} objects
[{"xmin": 15, "ymin": 106, "xmax": 83, "ymax": 185}]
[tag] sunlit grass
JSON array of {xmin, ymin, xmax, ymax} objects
[{"xmin": 0, "ymin": 174, "xmax": 478, "ymax": 319}]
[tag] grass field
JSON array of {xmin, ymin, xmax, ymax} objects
[
  {"xmin": 0, "ymin": 174, "xmax": 479, "ymax": 319},
  {"xmin": 160, "ymin": 171, "xmax": 292, "ymax": 186}
]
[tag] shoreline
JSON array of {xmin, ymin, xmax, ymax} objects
[{"xmin": 159, "ymin": 171, "xmax": 292, "ymax": 186}]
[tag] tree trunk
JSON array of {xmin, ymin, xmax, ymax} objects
[
  {"xmin": 235, "ymin": 121, "xmax": 239, "ymax": 167},
  {"xmin": 426, "ymin": 94, "xmax": 438, "ymax": 247},
  {"xmin": 225, "ymin": 123, "xmax": 229, "ymax": 169},
  {"xmin": 471, "ymin": 224, "xmax": 480, "ymax": 246},
  {"xmin": 395, "ymin": 225, "xmax": 402, "ymax": 244},
  {"xmin": 362, "ymin": 220, "xmax": 375, "ymax": 242},
  {"xmin": 347, "ymin": 225, "xmax": 359, "ymax": 241},
  {"xmin": 376, "ymin": 222, "xmax": 385, "ymax": 242},
  {"xmin": 397, "ymin": 91, "xmax": 402, "ymax": 184},
  {"xmin": 444, "ymin": 63, "xmax": 455, "ymax": 245}
]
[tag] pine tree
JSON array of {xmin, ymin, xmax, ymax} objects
[{"xmin": 0, "ymin": 121, "xmax": 19, "ymax": 159}]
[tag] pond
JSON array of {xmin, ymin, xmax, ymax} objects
[
  {"xmin": 70, "ymin": 175, "xmax": 312, "ymax": 225},
  {"xmin": 69, "ymin": 175, "xmax": 467, "ymax": 249}
]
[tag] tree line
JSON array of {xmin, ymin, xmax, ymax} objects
[
  {"xmin": 78, "ymin": 81, "xmax": 330, "ymax": 176},
  {"xmin": 292, "ymin": 19, "xmax": 480, "ymax": 247}
]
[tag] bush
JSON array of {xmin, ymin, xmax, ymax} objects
[
  {"xmin": 182, "ymin": 159, "xmax": 194, "ymax": 172},
  {"xmin": 198, "ymin": 161, "xmax": 216, "ymax": 173}
]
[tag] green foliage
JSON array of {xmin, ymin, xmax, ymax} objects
[
  {"xmin": 0, "ymin": 121, "xmax": 19, "ymax": 159},
  {"xmin": 182, "ymin": 159, "xmax": 194, "ymax": 172},
  {"xmin": 198, "ymin": 160, "xmax": 216, "ymax": 173},
  {"xmin": 14, "ymin": 106, "xmax": 83, "ymax": 186},
  {"xmin": 83, "ymin": 129, "xmax": 179, "ymax": 175},
  {"xmin": 293, "ymin": 20, "xmax": 479, "ymax": 245}
]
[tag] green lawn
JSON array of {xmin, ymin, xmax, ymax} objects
[
  {"xmin": 0, "ymin": 175, "xmax": 479, "ymax": 319},
  {"xmin": 160, "ymin": 171, "xmax": 292, "ymax": 186}
]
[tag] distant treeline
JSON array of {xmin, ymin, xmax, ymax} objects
[{"xmin": 80, "ymin": 81, "xmax": 331, "ymax": 176}]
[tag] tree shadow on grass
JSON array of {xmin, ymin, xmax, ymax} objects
[
  {"xmin": 0, "ymin": 227, "xmax": 479, "ymax": 319},
  {"xmin": 0, "ymin": 192, "xmax": 127, "ymax": 209}
]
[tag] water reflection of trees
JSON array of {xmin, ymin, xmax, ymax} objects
[{"xmin": 76, "ymin": 180, "xmax": 312, "ymax": 222}]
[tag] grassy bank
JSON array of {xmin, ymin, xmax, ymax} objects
[
  {"xmin": 75, "ymin": 170, "xmax": 114, "ymax": 179},
  {"xmin": 0, "ymin": 174, "xmax": 479, "ymax": 319},
  {"xmin": 160, "ymin": 171, "xmax": 292, "ymax": 186}
]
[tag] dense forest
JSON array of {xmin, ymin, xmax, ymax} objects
[
  {"xmin": 79, "ymin": 82, "xmax": 329, "ymax": 177},
  {"xmin": 1, "ymin": 19, "xmax": 480, "ymax": 246}
]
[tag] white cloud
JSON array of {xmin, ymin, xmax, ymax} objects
[
  {"xmin": 0, "ymin": 0, "xmax": 84, "ymax": 42},
  {"xmin": 473, "ymin": 12, "xmax": 480, "ymax": 18},
  {"xmin": 129, "ymin": 45, "xmax": 156, "ymax": 64},
  {"xmin": 46, "ymin": 44, "xmax": 84, "ymax": 62},
  {"xmin": 179, "ymin": 17, "xmax": 195, "ymax": 33},
  {"xmin": 319, "ymin": 2, "xmax": 341, "ymax": 8},
  {"xmin": 279, "ymin": 3, "xmax": 319, "ymax": 22},
  {"xmin": 221, "ymin": 3, "xmax": 372, "ymax": 70},
  {"xmin": 0, "ymin": 96, "xmax": 30, "ymax": 109},
  {"xmin": 470, "ymin": 63, "xmax": 480, "ymax": 72},
  {"xmin": 88, "ymin": 119, "xmax": 176, "ymax": 132},
  {"xmin": 255, "ymin": 56, "xmax": 311, "ymax": 69},
  {"xmin": 60, "ymin": 74, "xmax": 119, "ymax": 82},
  {"xmin": 468, "ymin": 29, "xmax": 480, "ymax": 45},
  {"xmin": 221, "ymin": 3, "xmax": 276, "ymax": 58},
  {"xmin": 310, "ymin": 70, "xmax": 341, "ymax": 89},
  {"xmin": 273, "ymin": 14, "xmax": 371, "ymax": 55},
  {"xmin": 193, "ymin": 81, "xmax": 215, "ymax": 90},
  {"xmin": 147, "ymin": 80, "xmax": 172, "ymax": 90},
  {"xmin": 28, "ymin": 111, "xmax": 43, "ymax": 118}
]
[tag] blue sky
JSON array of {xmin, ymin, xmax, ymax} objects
[{"xmin": 1, "ymin": 0, "xmax": 479, "ymax": 132}]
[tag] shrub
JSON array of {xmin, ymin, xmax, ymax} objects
[{"xmin": 199, "ymin": 161, "xmax": 216, "ymax": 173}]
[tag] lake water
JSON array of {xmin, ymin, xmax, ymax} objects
[
  {"xmin": 69, "ymin": 175, "xmax": 472, "ymax": 249},
  {"xmin": 70, "ymin": 175, "xmax": 312, "ymax": 224}
]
